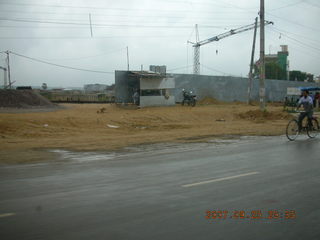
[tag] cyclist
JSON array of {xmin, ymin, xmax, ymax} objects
[{"xmin": 297, "ymin": 90, "xmax": 313, "ymax": 131}]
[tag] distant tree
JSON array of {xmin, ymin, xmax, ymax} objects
[
  {"xmin": 306, "ymin": 73, "xmax": 314, "ymax": 82},
  {"xmin": 42, "ymin": 83, "xmax": 48, "ymax": 90},
  {"xmin": 289, "ymin": 71, "xmax": 307, "ymax": 81}
]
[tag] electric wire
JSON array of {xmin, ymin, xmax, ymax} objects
[
  {"xmin": 0, "ymin": 1, "xmax": 254, "ymax": 14},
  {"xmin": 266, "ymin": 12, "xmax": 320, "ymax": 32},
  {"xmin": 268, "ymin": 0, "xmax": 307, "ymax": 11},
  {"xmin": 271, "ymin": 26, "xmax": 319, "ymax": 45},
  {"xmin": 167, "ymin": 65, "xmax": 194, "ymax": 72},
  {"xmin": 9, "ymin": 51, "xmax": 114, "ymax": 74},
  {"xmin": 39, "ymin": 47, "xmax": 127, "ymax": 61},
  {"xmin": 269, "ymin": 27, "xmax": 320, "ymax": 52},
  {"xmin": 200, "ymin": 64, "xmax": 237, "ymax": 77},
  {"xmin": 0, "ymin": 17, "xmax": 233, "ymax": 29}
]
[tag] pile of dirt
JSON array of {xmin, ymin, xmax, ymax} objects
[
  {"xmin": 238, "ymin": 109, "xmax": 291, "ymax": 121},
  {"xmin": 198, "ymin": 97, "xmax": 222, "ymax": 105},
  {"xmin": 0, "ymin": 89, "xmax": 56, "ymax": 109}
]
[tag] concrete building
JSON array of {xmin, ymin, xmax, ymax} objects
[
  {"xmin": 149, "ymin": 65, "xmax": 167, "ymax": 74},
  {"xmin": 115, "ymin": 71, "xmax": 175, "ymax": 107},
  {"xmin": 265, "ymin": 45, "xmax": 289, "ymax": 71}
]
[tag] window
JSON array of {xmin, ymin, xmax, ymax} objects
[{"xmin": 141, "ymin": 89, "xmax": 161, "ymax": 96}]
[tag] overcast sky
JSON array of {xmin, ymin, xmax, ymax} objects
[{"xmin": 0, "ymin": 0, "xmax": 319, "ymax": 88}]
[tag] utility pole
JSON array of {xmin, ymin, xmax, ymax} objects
[
  {"xmin": 126, "ymin": 46, "xmax": 129, "ymax": 71},
  {"xmin": 247, "ymin": 17, "xmax": 258, "ymax": 104},
  {"xmin": 0, "ymin": 66, "xmax": 7, "ymax": 88},
  {"xmin": 259, "ymin": 0, "xmax": 266, "ymax": 110},
  {"xmin": 89, "ymin": 13, "xmax": 93, "ymax": 37},
  {"xmin": 6, "ymin": 50, "xmax": 11, "ymax": 89}
]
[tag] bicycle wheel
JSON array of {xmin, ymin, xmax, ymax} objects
[
  {"xmin": 307, "ymin": 118, "xmax": 319, "ymax": 138},
  {"xmin": 286, "ymin": 119, "xmax": 299, "ymax": 141}
]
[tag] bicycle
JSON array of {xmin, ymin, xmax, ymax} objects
[{"xmin": 286, "ymin": 111, "xmax": 320, "ymax": 141}]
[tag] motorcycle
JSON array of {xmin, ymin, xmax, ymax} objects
[{"xmin": 181, "ymin": 89, "xmax": 197, "ymax": 107}]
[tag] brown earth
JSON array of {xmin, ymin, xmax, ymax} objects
[
  {"xmin": 0, "ymin": 102, "xmax": 293, "ymax": 163},
  {"xmin": 0, "ymin": 89, "xmax": 56, "ymax": 109}
]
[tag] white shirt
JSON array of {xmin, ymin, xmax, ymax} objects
[
  {"xmin": 298, "ymin": 96, "xmax": 313, "ymax": 105},
  {"xmin": 298, "ymin": 96, "xmax": 313, "ymax": 111}
]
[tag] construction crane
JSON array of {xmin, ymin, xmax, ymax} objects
[{"xmin": 189, "ymin": 20, "xmax": 273, "ymax": 75}]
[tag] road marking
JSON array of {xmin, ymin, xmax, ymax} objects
[
  {"xmin": 0, "ymin": 213, "xmax": 16, "ymax": 218},
  {"xmin": 182, "ymin": 172, "xmax": 260, "ymax": 188}
]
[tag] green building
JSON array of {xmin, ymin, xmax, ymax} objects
[{"xmin": 255, "ymin": 45, "xmax": 289, "ymax": 80}]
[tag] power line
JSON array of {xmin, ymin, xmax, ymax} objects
[
  {"xmin": 167, "ymin": 65, "xmax": 193, "ymax": 72},
  {"xmin": 265, "ymin": 33, "xmax": 319, "ymax": 60},
  {"xmin": 0, "ymin": 15, "xmax": 254, "ymax": 24},
  {"xmin": 39, "ymin": 47, "xmax": 127, "ymax": 61},
  {"xmin": 0, "ymin": 9, "xmax": 255, "ymax": 18},
  {"xmin": 0, "ymin": 1, "xmax": 254, "ymax": 14},
  {"xmin": 0, "ymin": 35, "xmax": 194, "ymax": 40},
  {"xmin": 0, "ymin": 23, "xmax": 246, "ymax": 30},
  {"xmin": 8, "ymin": 51, "xmax": 114, "ymax": 74},
  {"xmin": 0, "ymin": 17, "xmax": 233, "ymax": 29},
  {"xmin": 266, "ymin": 12, "xmax": 320, "ymax": 32},
  {"xmin": 269, "ymin": 27, "xmax": 320, "ymax": 52},
  {"xmin": 302, "ymin": 1, "xmax": 320, "ymax": 8},
  {"xmin": 200, "ymin": 64, "xmax": 236, "ymax": 77},
  {"xmin": 268, "ymin": 0, "xmax": 307, "ymax": 11},
  {"xmin": 271, "ymin": 26, "xmax": 319, "ymax": 45}
]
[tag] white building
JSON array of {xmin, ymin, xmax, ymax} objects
[{"xmin": 115, "ymin": 71, "xmax": 175, "ymax": 107}]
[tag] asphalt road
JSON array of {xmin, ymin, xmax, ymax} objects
[{"xmin": 0, "ymin": 136, "xmax": 320, "ymax": 240}]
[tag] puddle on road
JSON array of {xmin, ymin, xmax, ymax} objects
[
  {"xmin": 48, "ymin": 136, "xmax": 279, "ymax": 163},
  {"xmin": 49, "ymin": 150, "xmax": 116, "ymax": 163}
]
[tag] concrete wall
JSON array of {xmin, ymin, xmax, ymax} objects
[
  {"xmin": 140, "ymin": 77, "xmax": 174, "ymax": 89},
  {"xmin": 115, "ymin": 71, "xmax": 139, "ymax": 103},
  {"xmin": 116, "ymin": 71, "xmax": 320, "ymax": 104},
  {"xmin": 172, "ymin": 74, "xmax": 320, "ymax": 102},
  {"xmin": 140, "ymin": 96, "xmax": 175, "ymax": 107}
]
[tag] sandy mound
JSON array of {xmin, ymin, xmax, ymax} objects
[
  {"xmin": 238, "ymin": 109, "xmax": 291, "ymax": 121},
  {"xmin": 0, "ymin": 89, "xmax": 55, "ymax": 109}
]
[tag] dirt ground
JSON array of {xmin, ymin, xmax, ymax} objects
[{"xmin": 0, "ymin": 102, "xmax": 292, "ymax": 164}]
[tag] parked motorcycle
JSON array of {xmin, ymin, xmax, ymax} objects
[{"xmin": 181, "ymin": 89, "xmax": 197, "ymax": 107}]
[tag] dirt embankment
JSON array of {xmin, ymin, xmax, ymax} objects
[
  {"xmin": 0, "ymin": 89, "xmax": 56, "ymax": 109},
  {"xmin": 0, "ymin": 102, "xmax": 292, "ymax": 163},
  {"xmin": 238, "ymin": 109, "xmax": 291, "ymax": 122}
]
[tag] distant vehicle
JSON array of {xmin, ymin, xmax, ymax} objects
[{"xmin": 181, "ymin": 89, "xmax": 197, "ymax": 107}]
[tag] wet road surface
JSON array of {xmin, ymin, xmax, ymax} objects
[{"xmin": 0, "ymin": 136, "xmax": 320, "ymax": 240}]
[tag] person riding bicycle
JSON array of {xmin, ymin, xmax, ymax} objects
[{"xmin": 297, "ymin": 90, "xmax": 313, "ymax": 131}]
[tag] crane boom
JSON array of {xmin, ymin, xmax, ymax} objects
[{"xmin": 191, "ymin": 20, "xmax": 273, "ymax": 74}]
